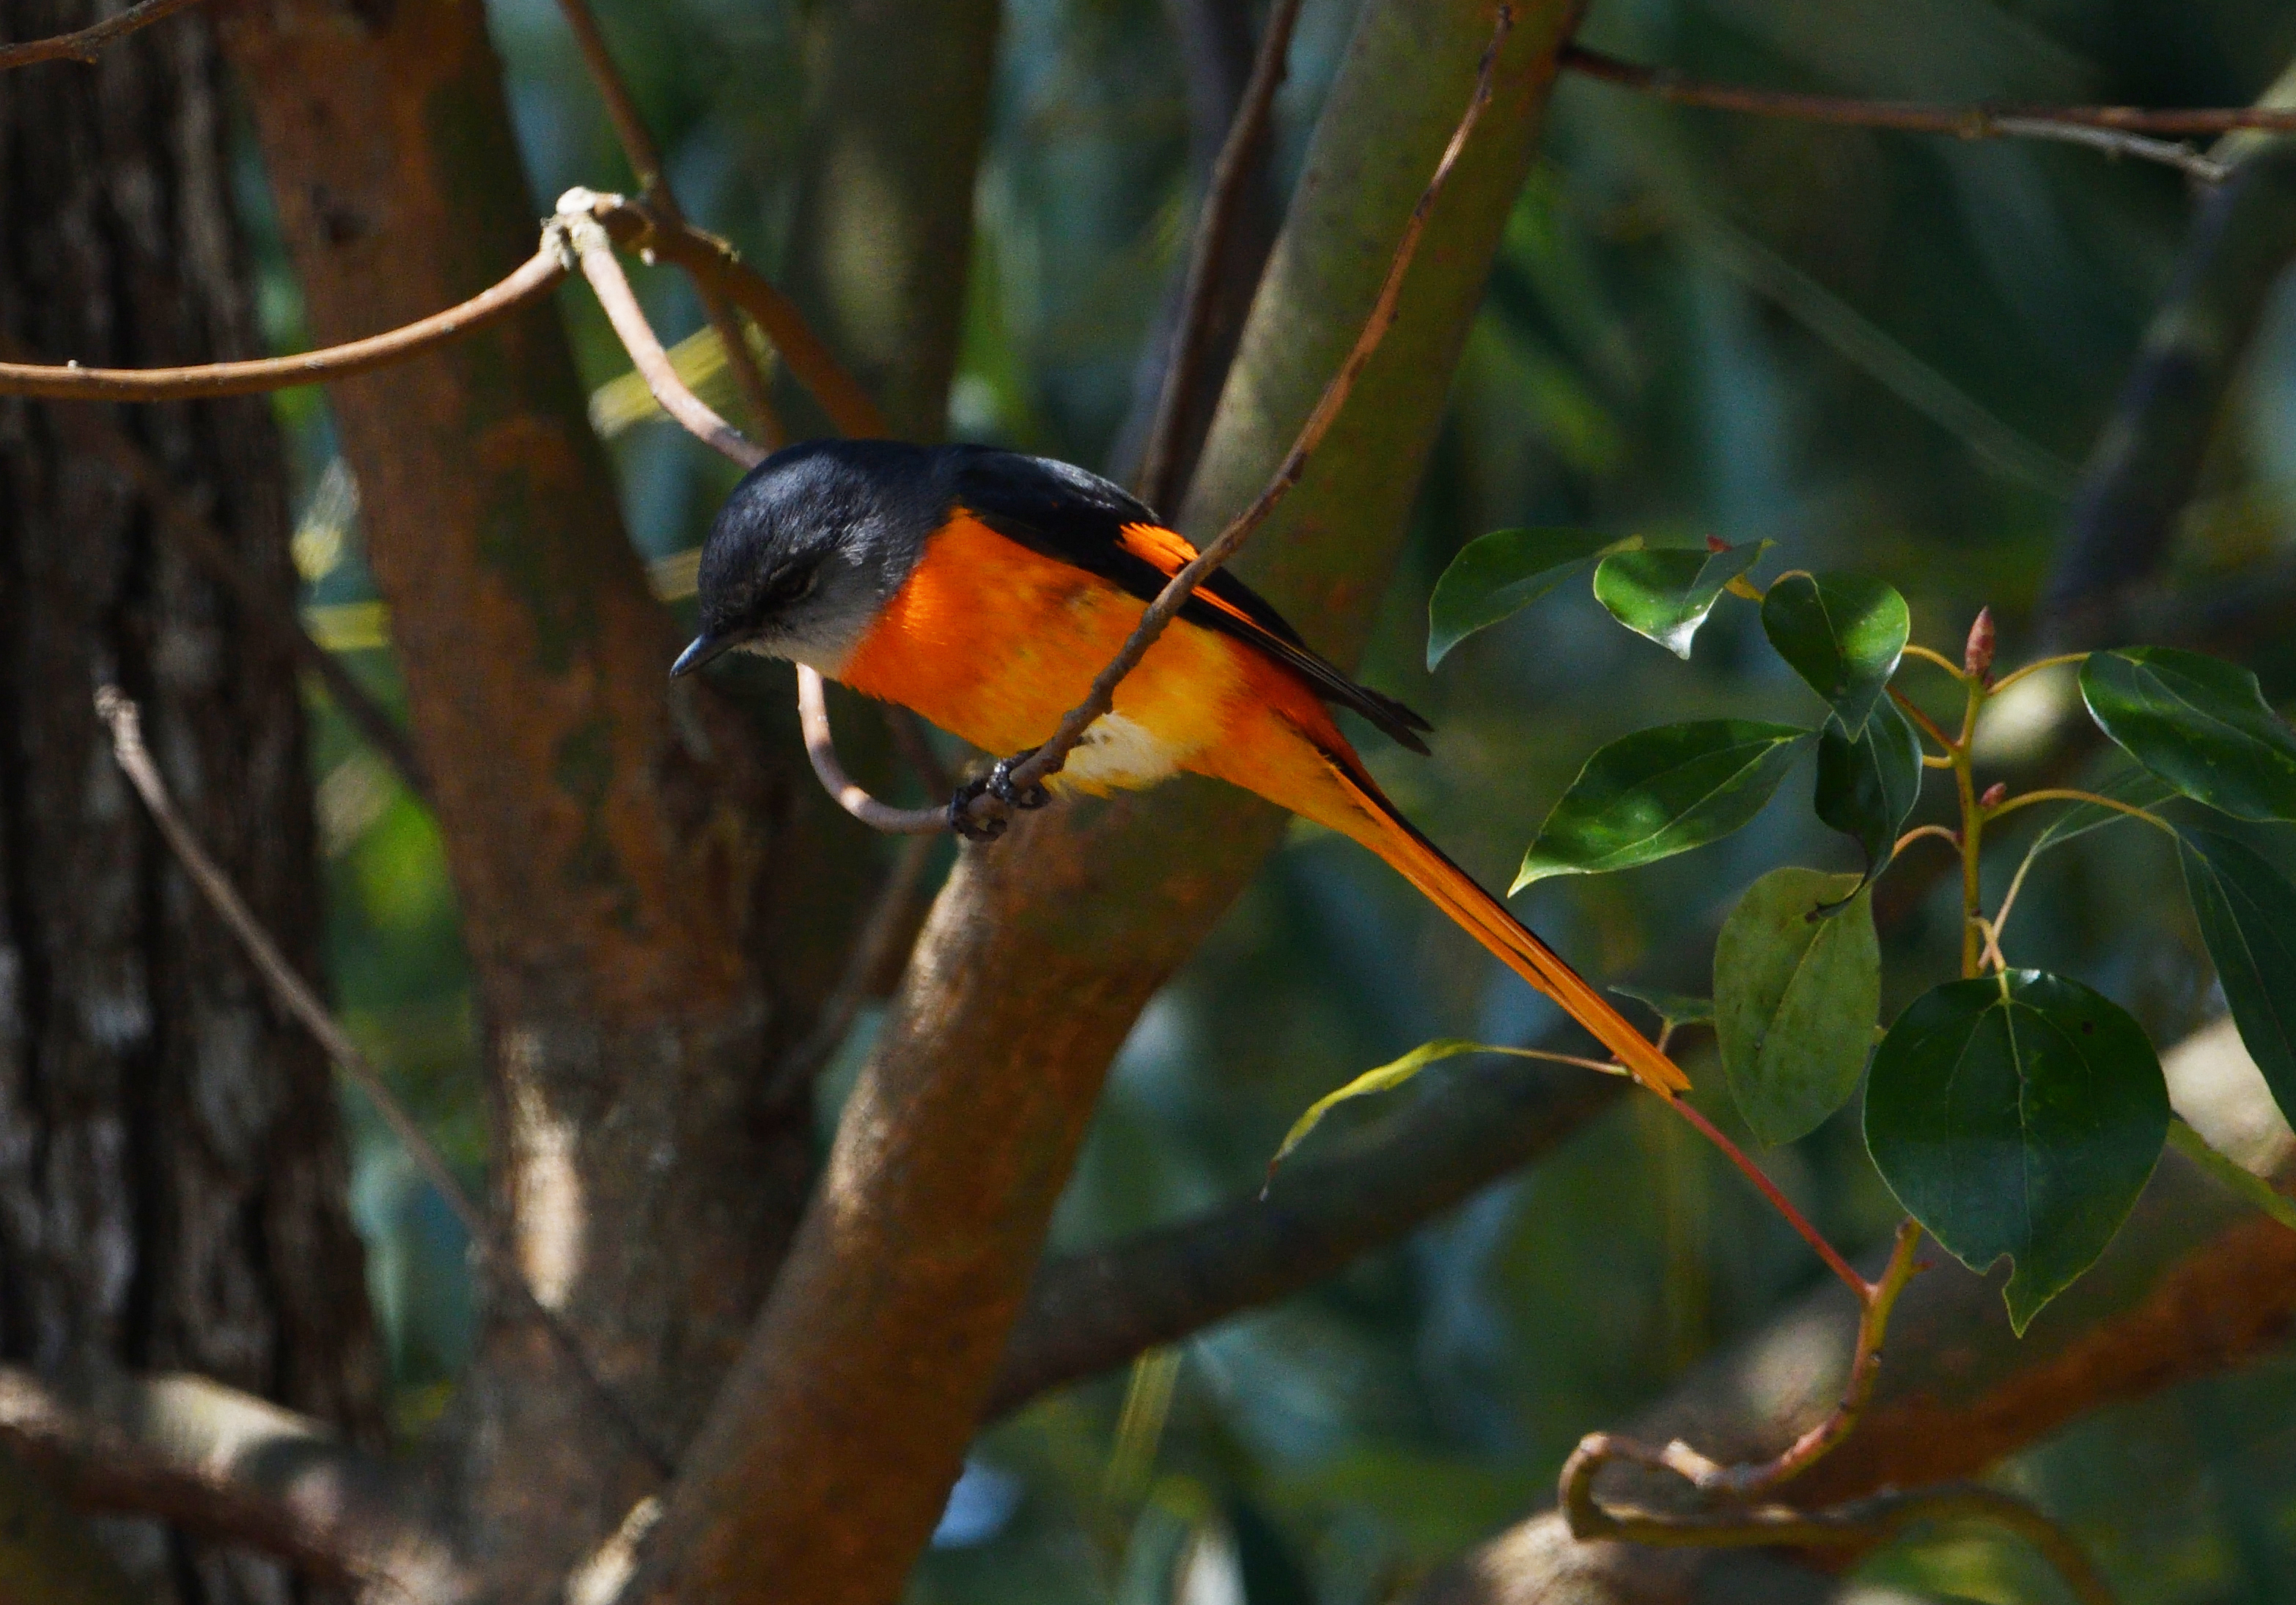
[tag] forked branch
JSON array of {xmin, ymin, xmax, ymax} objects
[{"xmin": 0, "ymin": 0, "xmax": 207, "ymax": 70}]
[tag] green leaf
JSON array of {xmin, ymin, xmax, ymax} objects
[
  {"xmin": 2080, "ymin": 647, "xmax": 2296, "ymax": 822},
  {"xmin": 1864, "ymin": 972, "xmax": 2168, "ymax": 1333},
  {"xmin": 1611, "ymin": 985, "xmax": 1715, "ymax": 1028},
  {"xmin": 2177, "ymin": 828, "xmax": 2296, "ymax": 1130},
  {"xmin": 1715, "ymin": 868, "xmax": 1880, "ymax": 1145},
  {"xmin": 1760, "ymin": 573, "xmax": 1911, "ymax": 733},
  {"xmin": 1813, "ymin": 702, "xmax": 1924, "ymax": 888},
  {"xmin": 2166, "ymin": 1120, "xmax": 2296, "ymax": 1233},
  {"xmin": 1267, "ymin": 1040, "xmax": 1556, "ymax": 1184},
  {"xmin": 1427, "ymin": 528, "xmax": 1626, "ymax": 669},
  {"xmin": 1514, "ymin": 720, "xmax": 1811, "ymax": 889},
  {"xmin": 2024, "ymin": 768, "xmax": 2177, "ymax": 859},
  {"xmin": 1591, "ymin": 541, "xmax": 1769, "ymax": 659}
]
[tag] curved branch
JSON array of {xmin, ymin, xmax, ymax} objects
[
  {"xmin": 0, "ymin": 247, "xmax": 565, "ymax": 400},
  {"xmin": 0, "ymin": 0, "xmax": 206, "ymax": 70},
  {"xmin": 795, "ymin": 666, "xmax": 949, "ymax": 834},
  {"xmin": 0, "ymin": 1365, "xmax": 466, "ymax": 1598}
]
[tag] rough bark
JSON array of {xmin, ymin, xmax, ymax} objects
[
  {"xmin": 0, "ymin": 7, "xmax": 382, "ymax": 1598},
  {"xmin": 630, "ymin": 6, "xmax": 1587, "ymax": 1601},
  {"xmin": 213, "ymin": 0, "xmax": 836, "ymax": 1589},
  {"xmin": 1410, "ymin": 1018, "xmax": 2296, "ymax": 1604}
]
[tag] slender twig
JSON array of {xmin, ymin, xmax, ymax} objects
[
  {"xmin": 1564, "ymin": 42, "xmax": 2282, "ymax": 175},
  {"xmin": 553, "ymin": 0, "xmax": 782, "ymax": 445},
  {"xmin": 1557, "ymin": 1458, "xmax": 2116, "ymax": 1604},
  {"xmin": 1983, "ymin": 787, "xmax": 2177, "ymax": 835},
  {"xmin": 0, "ymin": 0, "xmax": 206, "ymax": 70},
  {"xmin": 977, "ymin": 3, "xmax": 1517, "ymax": 823},
  {"xmin": 795, "ymin": 666, "xmax": 947, "ymax": 834},
  {"xmin": 1888, "ymin": 683, "xmax": 1960, "ymax": 757},
  {"xmin": 1135, "ymin": 0, "xmax": 1303, "ymax": 512},
  {"xmin": 1667, "ymin": 1097, "xmax": 1866, "ymax": 1299},
  {"xmin": 0, "ymin": 248, "xmax": 564, "ymax": 400},
  {"xmin": 1987, "ymin": 650, "xmax": 2091, "ymax": 695},
  {"xmin": 1898, "ymin": 644, "xmax": 1968, "ymax": 680},
  {"xmin": 1894, "ymin": 823, "xmax": 1962, "ymax": 856},
  {"xmin": 94, "ymin": 689, "xmax": 671, "ymax": 1477}
]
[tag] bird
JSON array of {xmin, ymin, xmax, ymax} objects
[{"xmin": 672, "ymin": 438, "xmax": 1690, "ymax": 1098}]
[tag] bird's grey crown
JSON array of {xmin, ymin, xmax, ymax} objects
[{"xmin": 693, "ymin": 439, "xmax": 950, "ymax": 671}]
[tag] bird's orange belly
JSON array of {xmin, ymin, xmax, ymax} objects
[{"xmin": 839, "ymin": 514, "xmax": 1249, "ymax": 795}]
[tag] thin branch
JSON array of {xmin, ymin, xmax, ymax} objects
[
  {"xmin": 0, "ymin": 0, "xmax": 206, "ymax": 70},
  {"xmin": 94, "ymin": 688, "xmax": 672, "ymax": 1478},
  {"xmin": 553, "ymin": 0, "xmax": 781, "ymax": 445},
  {"xmin": 1667, "ymin": 1097, "xmax": 1867, "ymax": 1299},
  {"xmin": 1134, "ymin": 0, "xmax": 1303, "ymax": 512},
  {"xmin": 581, "ymin": 192, "xmax": 887, "ymax": 439},
  {"xmin": 0, "ymin": 248, "xmax": 564, "ymax": 400},
  {"xmin": 0, "ymin": 1364, "xmax": 466, "ymax": 1597},
  {"xmin": 794, "ymin": 666, "xmax": 946, "ymax": 833},
  {"xmin": 1564, "ymin": 42, "xmax": 2294, "ymax": 169},
  {"xmin": 1557, "ymin": 1461, "xmax": 2115, "ymax": 1604},
  {"xmin": 975, "ymin": 1, "xmax": 1517, "ymax": 824}
]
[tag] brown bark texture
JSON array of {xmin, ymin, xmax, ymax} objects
[
  {"xmin": 0, "ymin": 6, "xmax": 382, "ymax": 1598},
  {"xmin": 632, "ymin": 5, "xmax": 1588, "ymax": 1601},
  {"xmin": 213, "ymin": 0, "xmax": 837, "ymax": 1589}
]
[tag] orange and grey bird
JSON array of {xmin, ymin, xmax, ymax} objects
[{"xmin": 673, "ymin": 439, "xmax": 1690, "ymax": 1097}]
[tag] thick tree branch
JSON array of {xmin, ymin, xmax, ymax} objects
[
  {"xmin": 624, "ymin": 6, "xmax": 1593, "ymax": 1601},
  {"xmin": 0, "ymin": 1365, "xmax": 466, "ymax": 1599},
  {"xmin": 0, "ymin": 0, "xmax": 207, "ymax": 70}
]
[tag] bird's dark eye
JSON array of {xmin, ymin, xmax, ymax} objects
[{"xmin": 767, "ymin": 565, "xmax": 817, "ymax": 603}]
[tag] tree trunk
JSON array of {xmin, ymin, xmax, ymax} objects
[{"xmin": 0, "ymin": 8, "xmax": 383, "ymax": 1600}]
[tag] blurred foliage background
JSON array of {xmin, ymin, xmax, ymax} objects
[{"xmin": 240, "ymin": 0, "xmax": 2296, "ymax": 1598}]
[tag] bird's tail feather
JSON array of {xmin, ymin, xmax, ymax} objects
[{"xmin": 1325, "ymin": 762, "xmax": 1691, "ymax": 1098}]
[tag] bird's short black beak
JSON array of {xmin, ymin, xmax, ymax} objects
[{"xmin": 671, "ymin": 633, "xmax": 735, "ymax": 679}]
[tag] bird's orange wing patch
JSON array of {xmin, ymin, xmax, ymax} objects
[{"xmin": 1118, "ymin": 522, "xmax": 1272, "ymax": 639}]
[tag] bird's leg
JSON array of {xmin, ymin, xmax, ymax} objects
[{"xmin": 947, "ymin": 749, "xmax": 1051, "ymax": 842}]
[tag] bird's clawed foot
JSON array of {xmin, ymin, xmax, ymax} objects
[{"xmin": 948, "ymin": 750, "xmax": 1053, "ymax": 842}]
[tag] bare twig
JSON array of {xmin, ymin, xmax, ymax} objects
[
  {"xmin": 795, "ymin": 666, "xmax": 948, "ymax": 834},
  {"xmin": 973, "ymin": 2, "xmax": 1517, "ymax": 824},
  {"xmin": 1562, "ymin": 43, "xmax": 2296, "ymax": 177},
  {"xmin": 553, "ymin": 0, "xmax": 782, "ymax": 445},
  {"xmin": 0, "ymin": 248, "xmax": 564, "ymax": 400},
  {"xmin": 0, "ymin": 0, "xmax": 206, "ymax": 70},
  {"xmin": 1556, "ymin": 1460, "xmax": 2114, "ymax": 1603},
  {"xmin": 583, "ymin": 191, "xmax": 888, "ymax": 439},
  {"xmin": 94, "ymin": 688, "xmax": 671, "ymax": 1477},
  {"xmin": 1135, "ymin": 0, "xmax": 1303, "ymax": 511}
]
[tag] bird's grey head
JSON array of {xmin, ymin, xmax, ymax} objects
[{"xmin": 671, "ymin": 439, "xmax": 946, "ymax": 679}]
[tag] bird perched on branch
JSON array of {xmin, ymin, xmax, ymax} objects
[{"xmin": 674, "ymin": 439, "xmax": 1689, "ymax": 1097}]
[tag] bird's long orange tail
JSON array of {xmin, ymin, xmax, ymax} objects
[{"xmin": 1321, "ymin": 760, "xmax": 1691, "ymax": 1098}]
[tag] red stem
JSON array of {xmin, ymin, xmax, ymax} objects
[{"xmin": 1667, "ymin": 1097, "xmax": 1869, "ymax": 1299}]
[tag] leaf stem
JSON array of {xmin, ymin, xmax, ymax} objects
[
  {"xmin": 1894, "ymin": 823, "xmax": 1962, "ymax": 856},
  {"xmin": 1888, "ymin": 684, "xmax": 1960, "ymax": 757},
  {"xmin": 1952, "ymin": 672, "xmax": 1987, "ymax": 979},
  {"xmin": 1987, "ymin": 651, "xmax": 2091, "ymax": 696},
  {"xmin": 1899, "ymin": 643, "xmax": 1968, "ymax": 680},
  {"xmin": 1983, "ymin": 787, "xmax": 2179, "ymax": 837}
]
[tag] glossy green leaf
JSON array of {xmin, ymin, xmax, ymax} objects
[
  {"xmin": 1715, "ymin": 868, "xmax": 1880, "ymax": 1145},
  {"xmin": 1513, "ymin": 720, "xmax": 1811, "ymax": 889},
  {"xmin": 1426, "ymin": 528, "xmax": 1626, "ymax": 669},
  {"xmin": 1591, "ymin": 541, "xmax": 1769, "ymax": 659},
  {"xmin": 2080, "ymin": 647, "xmax": 2296, "ymax": 822},
  {"xmin": 1267, "ymin": 1040, "xmax": 1562, "ymax": 1185},
  {"xmin": 1813, "ymin": 702, "xmax": 1924, "ymax": 889},
  {"xmin": 1865, "ymin": 972, "xmax": 2168, "ymax": 1333},
  {"xmin": 2177, "ymin": 828, "xmax": 2296, "ymax": 1130},
  {"xmin": 1611, "ymin": 985, "xmax": 1715, "ymax": 1028},
  {"xmin": 1761, "ymin": 573, "xmax": 1911, "ymax": 733}
]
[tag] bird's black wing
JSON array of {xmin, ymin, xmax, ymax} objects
[{"xmin": 944, "ymin": 446, "xmax": 1432, "ymax": 753}]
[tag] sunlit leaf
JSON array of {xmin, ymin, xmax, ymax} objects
[
  {"xmin": 1611, "ymin": 985, "xmax": 1715, "ymax": 1028},
  {"xmin": 1267, "ymin": 1040, "xmax": 1567, "ymax": 1184},
  {"xmin": 2177, "ymin": 828, "xmax": 2296, "ymax": 1129},
  {"xmin": 1513, "ymin": 720, "xmax": 1811, "ymax": 889},
  {"xmin": 1761, "ymin": 573, "xmax": 1910, "ymax": 733},
  {"xmin": 1715, "ymin": 868, "xmax": 1880, "ymax": 1145},
  {"xmin": 1591, "ymin": 541, "xmax": 1769, "ymax": 659},
  {"xmin": 1813, "ymin": 702, "xmax": 1924, "ymax": 889},
  {"xmin": 2080, "ymin": 647, "xmax": 2296, "ymax": 822},
  {"xmin": 1426, "ymin": 528, "xmax": 1627, "ymax": 669},
  {"xmin": 1864, "ymin": 972, "xmax": 2168, "ymax": 1333}
]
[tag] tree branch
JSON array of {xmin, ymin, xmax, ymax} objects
[
  {"xmin": 0, "ymin": 1364, "xmax": 466, "ymax": 1598},
  {"xmin": 1562, "ymin": 43, "xmax": 2296, "ymax": 176},
  {"xmin": 0, "ymin": 0, "xmax": 207, "ymax": 70},
  {"xmin": 1134, "ymin": 0, "xmax": 1303, "ymax": 512},
  {"xmin": 0, "ymin": 247, "xmax": 564, "ymax": 400}
]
